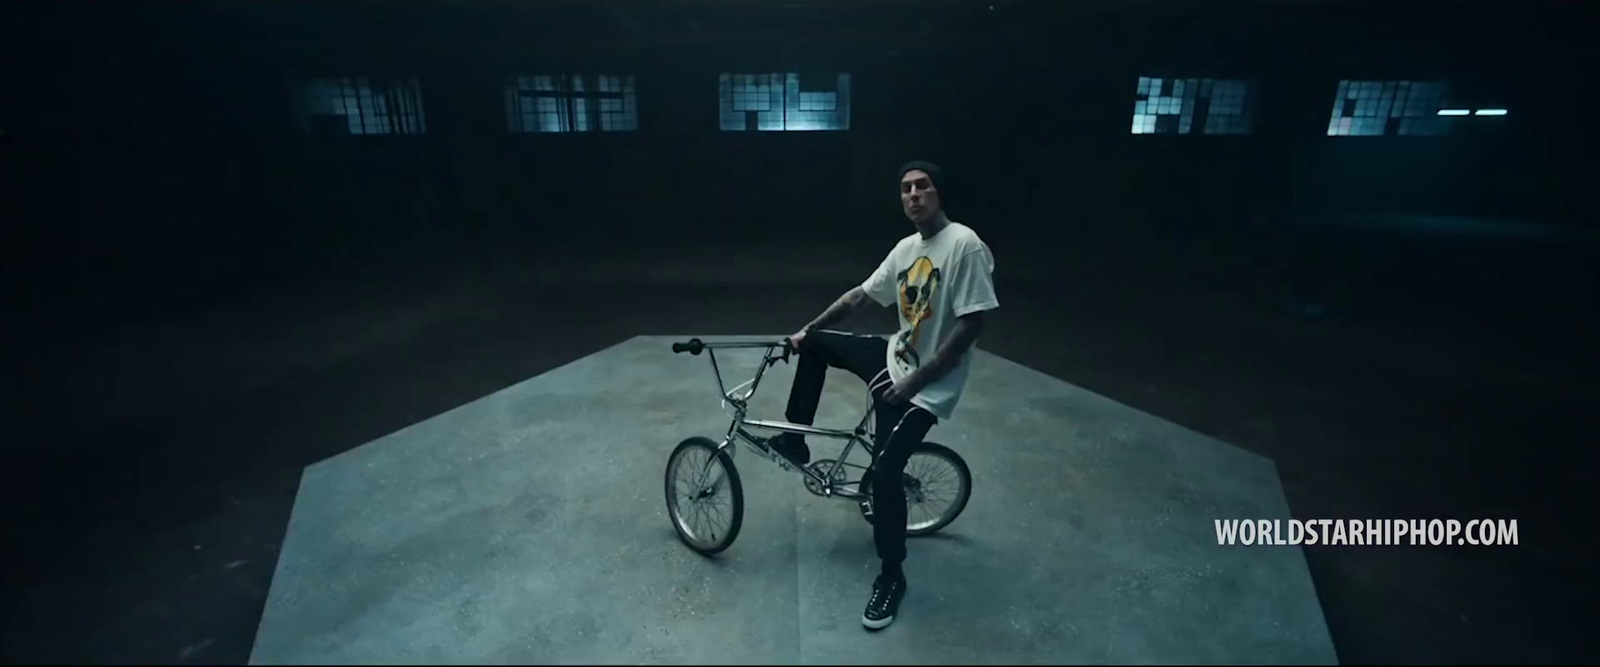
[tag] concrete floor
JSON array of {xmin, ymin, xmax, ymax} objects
[
  {"xmin": 2, "ymin": 221, "xmax": 1597, "ymax": 664},
  {"xmin": 250, "ymin": 337, "xmax": 1334, "ymax": 664}
]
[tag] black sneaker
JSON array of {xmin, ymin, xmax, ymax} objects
[
  {"xmin": 862, "ymin": 574, "xmax": 907, "ymax": 630},
  {"xmin": 766, "ymin": 432, "xmax": 810, "ymax": 465}
]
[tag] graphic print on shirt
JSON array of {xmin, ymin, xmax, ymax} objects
[{"xmin": 892, "ymin": 256, "xmax": 940, "ymax": 373}]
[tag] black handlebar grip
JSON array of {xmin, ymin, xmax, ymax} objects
[{"xmin": 671, "ymin": 338, "xmax": 704, "ymax": 355}]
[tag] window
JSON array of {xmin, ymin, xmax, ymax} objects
[
  {"xmin": 293, "ymin": 77, "xmax": 427, "ymax": 136},
  {"xmin": 506, "ymin": 75, "xmax": 638, "ymax": 133},
  {"xmin": 719, "ymin": 73, "xmax": 851, "ymax": 131},
  {"xmin": 1131, "ymin": 77, "xmax": 1255, "ymax": 135},
  {"xmin": 1326, "ymin": 80, "xmax": 1453, "ymax": 137}
]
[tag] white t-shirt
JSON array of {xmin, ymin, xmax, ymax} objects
[{"xmin": 860, "ymin": 221, "xmax": 999, "ymax": 420}]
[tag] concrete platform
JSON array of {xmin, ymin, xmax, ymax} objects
[{"xmin": 251, "ymin": 335, "xmax": 1337, "ymax": 665}]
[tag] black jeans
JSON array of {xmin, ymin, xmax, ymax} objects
[{"xmin": 785, "ymin": 330, "xmax": 939, "ymax": 570}]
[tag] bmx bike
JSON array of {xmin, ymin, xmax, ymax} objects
[{"xmin": 664, "ymin": 337, "xmax": 973, "ymax": 555}]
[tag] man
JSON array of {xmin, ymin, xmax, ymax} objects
[{"xmin": 765, "ymin": 160, "xmax": 998, "ymax": 631}]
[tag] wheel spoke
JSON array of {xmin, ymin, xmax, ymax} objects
[{"xmin": 687, "ymin": 499, "xmax": 703, "ymax": 538}]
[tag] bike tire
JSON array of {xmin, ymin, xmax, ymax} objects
[
  {"xmin": 664, "ymin": 436, "xmax": 745, "ymax": 555},
  {"xmin": 858, "ymin": 442, "xmax": 972, "ymax": 536}
]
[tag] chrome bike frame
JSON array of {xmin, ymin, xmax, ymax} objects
[{"xmin": 687, "ymin": 339, "xmax": 878, "ymax": 502}]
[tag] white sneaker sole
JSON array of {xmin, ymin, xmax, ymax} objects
[{"xmin": 862, "ymin": 585, "xmax": 904, "ymax": 630}]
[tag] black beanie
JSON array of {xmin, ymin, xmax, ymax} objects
[{"xmin": 898, "ymin": 160, "xmax": 946, "ymax": 209}]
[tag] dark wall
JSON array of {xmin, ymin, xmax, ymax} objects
[
  {"xmin": 1283, "ymin": 26, "xmax": 1589, "ymax": 221},
  {"xmin": 3, "ymin": 1, "xmax": 1592, "ymax": 324}
]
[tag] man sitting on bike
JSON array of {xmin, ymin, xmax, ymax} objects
[{"xmin": 768, "ymin": 160, "xmax": 999, "ymax": 631}]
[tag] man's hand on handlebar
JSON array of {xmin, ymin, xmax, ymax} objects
[{"xmin": 788, "ymin": 327, "xmax": 812, "ymax": 352}]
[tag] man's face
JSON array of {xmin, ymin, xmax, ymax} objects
[{"xmin": 900, "ymin": 170, "xmax": 941, "ymax": 224}]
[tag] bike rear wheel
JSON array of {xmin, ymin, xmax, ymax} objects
[
  {"xmin": 665, "ymin": 436, "xmax": 744, "ymax": 555},
  {"xmin": 858, "ymin": 442, "xmax": 971, "ymax": 536}
]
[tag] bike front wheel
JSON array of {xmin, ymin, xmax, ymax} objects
[
  {"xmin": 664, "ymin": 436, "xmax": 745, "ymax": 555},
  {"xmin": 858, "ymin": 442, "xmax": 972, "ymax": 536}
]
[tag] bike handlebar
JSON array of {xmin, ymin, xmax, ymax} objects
[
  {"xmin": 673, "ymin": 337, "xmax": 796, "ymax": 409},
  {"xmin": 671, "ymin": 338, "xmax": 791, "ymax": 356}
]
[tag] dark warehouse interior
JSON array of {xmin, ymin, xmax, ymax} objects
[{"xmin": 2, "ymin": 0, "xmax": 1597, "ymax": 663}]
